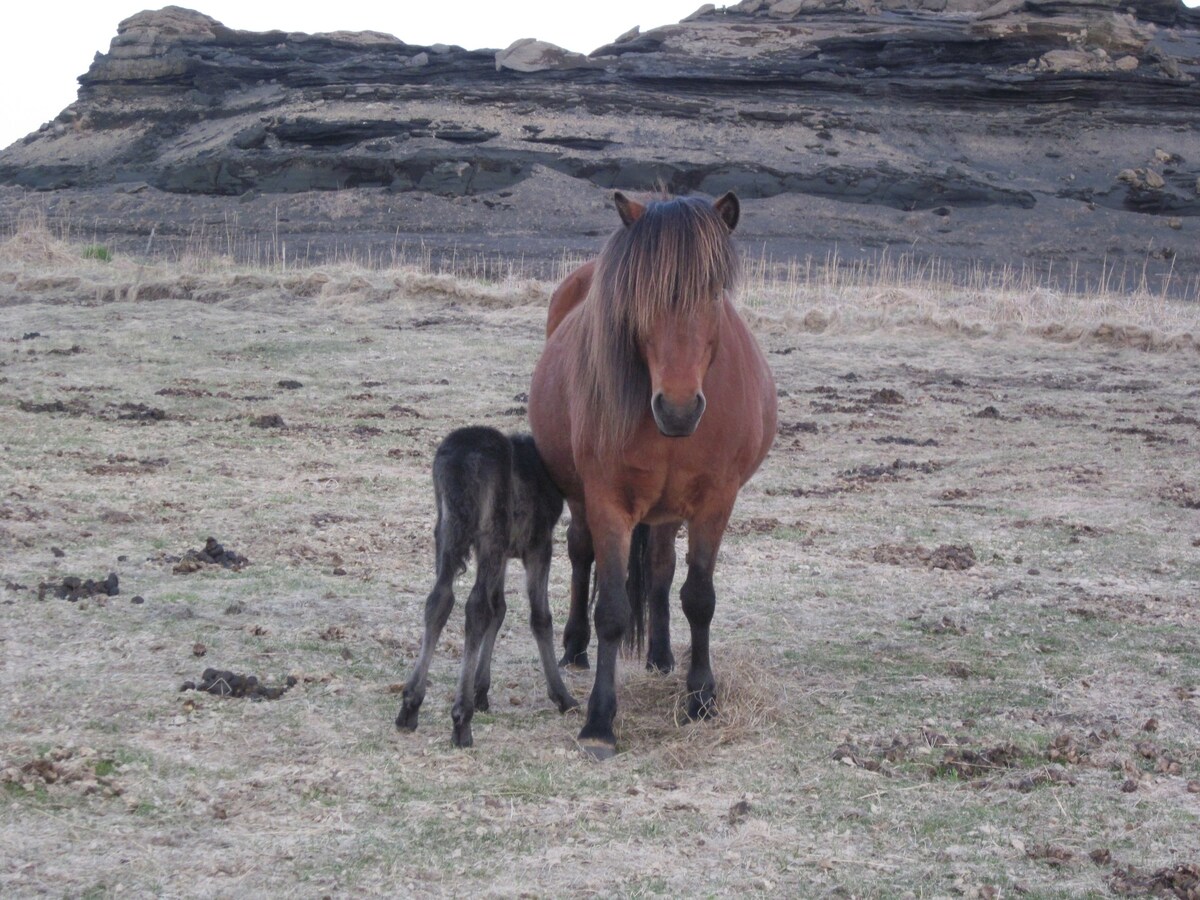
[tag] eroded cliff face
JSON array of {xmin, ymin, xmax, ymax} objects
[{"xmin": 1, "ymin": 1, "xmax": 1197, "ymax": 289}]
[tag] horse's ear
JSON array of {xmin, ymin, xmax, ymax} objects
[
  {"xmin": 713, "ymin": 192, "xmax": 740, "ymax": 232},
  {"xmin": 614, "ymin": 192, "xmax": 645, "ymax": 228}
]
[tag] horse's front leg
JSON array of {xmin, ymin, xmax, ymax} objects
[
  {"xmin": 644, "ymin": 522, "xmax": 681, "ymax": 674},
  {"xmin": 559, "ymin": 501, "xmax": 593, "ymax": 669},
  {"xmin": 577, "ymin": 518, "xmax": 633, "ymax": 760},
  {"xmin": 680, "ymin": 511, "xmax": 731, "ymax": 722},
  {"xmin": 524, "ymin": 539, "xmax": 579, "ymax": 713}
]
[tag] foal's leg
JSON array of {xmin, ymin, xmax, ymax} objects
[
  {"xmin": 644, "ymin": 522, "xmax": 681, "ymax": 674},
  {"xmin": 525, "ymin": 539, "xmax": 579, "ymax": 713},
  {"xmin": 559, "ymin": 502, "xmax": 594, "ymax": 669},
  {"xmin": 396, "ymin": 566, "xmax": 455, "ymax": 731},
  {"xmin": 472, "ymin": 573, "xmax": 507, "ymax": 712},
  {"xmin": 577, "ymin": 511, "xmax": 634, "ymax": 760},
  {"xmin": 451, "ymin": 553, "xmax": 503, "ymax": 748},
  {"xmin": 679, "ymin": 512, "xmax": 732, "ymax": 722}
]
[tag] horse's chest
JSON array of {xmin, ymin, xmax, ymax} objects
[{"xmin": 639, "ymin": 468, "xmax": 719, "ymax": 523}]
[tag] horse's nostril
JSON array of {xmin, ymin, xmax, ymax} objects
[{"xmin": 652, "ymin": 391, "xmax": 705, "ymax": 436}]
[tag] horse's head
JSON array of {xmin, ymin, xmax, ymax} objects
[{"xmin": 612, "ymin": 191, "xmax": 739, "ymax": 438}]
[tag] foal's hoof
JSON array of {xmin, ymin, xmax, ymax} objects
[
  {"xmin": 686, "ymin": 690, "xmax": 717, "ymax": 722},
  {"xmin": 395, "ymin": 702, "xmax": 420, "ymax": 732},
  {"xmin": 452, "ymin": 722, "xmax": 473, "ymax": 748},
  {"xmin": 554, "ymin": 692, "xmax": 581, "ymax": 714},
  {"xmin": 577, "ymin": 737, "xmax": 617, "ymax": 761},
  {"xmin": 474, "ymin": 692, "xmax": 490, "ymax": 712},
  {"xmin": 559, "ymin": 650, "xmax": 590, "ymax": 671}
]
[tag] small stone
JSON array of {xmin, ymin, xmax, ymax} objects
[
  {"xmin": 1114, "ymin": 55, "xmax": 1138, "ymax": 72},
  {"xmin": 1187, "ymin": 780, "xmax": 1200, "ymax": 793},
  {"xmin": 1121, "ymin": 778, "xmax": 1138, "ymax": 793},
  {"xmin": 1167, "ymin": 218, "xmax": 1182, "ymax": 230},
  {"xmin": 192, "ymin": 642, "xmax": 207, "ymax": 657},
  {"xmin": 1144, "ymin": 169, "xmax": 1165, "ymax": 189},
  {"xmin": 131, "ymin": 595, "xmax": 145, "ymax": 604}
]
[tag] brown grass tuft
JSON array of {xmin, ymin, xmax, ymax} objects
[
  {"xmin": 0, "ymin": 215, "xmax": 82, "ymax": 266},
  {"xmin": 614, "ymin": 646, "xmax": 785, "ymax": 765}
]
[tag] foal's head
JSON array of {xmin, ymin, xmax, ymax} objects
[{"xmin": 593, "ymin": 191, "xmax": 740, "ymax": 439}]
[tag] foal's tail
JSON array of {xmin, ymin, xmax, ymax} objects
[
  {"xmin": 625, "ymin": 523, "xmax": 650, "ymax": 653},
  {"xmin": 432, "ymin": 481, "xmax": 475, "ymax": 581}
]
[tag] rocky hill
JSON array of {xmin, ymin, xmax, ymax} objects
[{"xmin": 2, "ymin": 0, "xmax": 1198, "ymax": 292}]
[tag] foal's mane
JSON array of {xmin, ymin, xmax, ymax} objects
[{"xmin": 570, "ymin": 196, "xmax": 739, "ymax": 455}]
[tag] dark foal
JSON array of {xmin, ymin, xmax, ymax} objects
[{"xmin": 396, "ymin": 426, "xmax": 578, "ymax": 747}]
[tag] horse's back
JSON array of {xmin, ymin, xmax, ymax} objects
[
  {"xmin": 546, "ymin": 260, "xmax": 595, "ymax": 338},
  {"xmin": 529, "ymin": 313, "xmax": 584, "ymax": 500}
]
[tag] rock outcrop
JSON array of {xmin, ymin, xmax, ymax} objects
[{"xmin": 1, "ymin": 1, "xmax": 1197, "ymax": 291}]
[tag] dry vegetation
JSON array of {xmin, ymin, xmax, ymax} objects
[{"xmin": 2, "ymin": 222, "xmax": 1199, "ymax": 898}]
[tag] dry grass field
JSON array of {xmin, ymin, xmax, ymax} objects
[{"xmin": 2, "ymin": 226, "xmax": 1199, "ymax": 898}]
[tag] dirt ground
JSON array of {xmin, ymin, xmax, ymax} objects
[{"xmin": 1, "ymin": 251, "xmax": 1199, "ymax": 897}]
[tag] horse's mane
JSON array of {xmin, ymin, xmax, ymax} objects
[{"xmin": 570, "ymin": 196, "xmax": 739, "ymax": 456}]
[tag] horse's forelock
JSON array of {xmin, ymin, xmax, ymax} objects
[
  {"xmin": 572, "ymin": 197, "xmax": 739, "ymax": 455},
  {"xmin": 598, "ymin": 197, "xmax": 738, "ymax": 340}
]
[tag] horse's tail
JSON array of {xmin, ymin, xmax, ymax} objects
[
  {"xmin": 625, "ymin": 523, "xmax": 650, "ymax": 653},
  {"xmin": 431, "ymin": 475, "xmax": 474, "ymax": 581}
]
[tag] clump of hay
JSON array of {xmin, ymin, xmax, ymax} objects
[
  {"xmin": 0, "ymin": 218, "xmax": 81, "ymax": 267},
  {"xmin": 613, "ymin": 644, "xmax": 784, "ymax": 765}
]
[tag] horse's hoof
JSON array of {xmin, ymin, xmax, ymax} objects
[
  {"xmin": 395, "ymin": 704, "xmax": 419, "ymax": 731},
  {"xmin": 646, "ymin": 652, "xmax": 675, "ymax": 675},
  {"xmin": 577, "ymin": 737, "xmax": 617, "ymax": 761},
  {"xmin": 474, "ymin": 692, "xmax": 490, "ymax": 712},
  {"xmin": 686, "ymin": 691, "xmax": 717, "ymax": 722},
  {"xmin": 554, "ymin": 692, "xmax": 581, "ymax": 714},
  {"xmin": 559, "ymin": 651, "xmax": 590, "ymax": 671},
  {"xmin": 452, "ymin": 723, "xmax": 473, "ymax": 748}
]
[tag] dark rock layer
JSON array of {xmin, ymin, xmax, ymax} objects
[{"xmin": 1, "ymin": 0, "xmax": 1197, "ymax": 293}]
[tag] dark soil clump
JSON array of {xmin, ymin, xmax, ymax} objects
[
  {"xmin": 38, "ymin": 573, "xmax": 119, "ymax": 601},
  {"xmin": 171, "ymin": 537, "xmax": 250, "ymax": 573},
  {"xmin": 872, "ymin": 542, "xmax": 976, "ymax": 570},
  {"xmin": 17, "ymin": 398, "xmax": 87, "ymax": 416},
  {"xmin": 113, "ymin": 402, "xmax": 167, "ymax": 422},
  {"xmin": 180, "ymin": 667, "xmax": 296, "ymax": 700},
  {"xmin": 1109, "ymin": 863, "xmax": 1200, "ymax": 897}
]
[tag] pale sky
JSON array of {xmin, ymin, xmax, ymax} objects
[
  {"xmin": 0, "ymin": 1, "xmax": 704, "ymax": 150},
  {"xmin": 2, "ymin": 1, "xmax": 1198, "ymax": 151}
]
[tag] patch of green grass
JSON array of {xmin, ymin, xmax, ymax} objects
[{"xmin": 82, "ymin": 245, "xmax": 112, "ymax": 262}]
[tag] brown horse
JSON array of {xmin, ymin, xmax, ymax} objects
[{"xmin": 529, "ymin": 191, "xmax": 777, "ymax": 759}]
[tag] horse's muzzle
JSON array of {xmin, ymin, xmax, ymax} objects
[{"xmin": 651, "ymin": 391, "xmax": 706, "ymax": 437}]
